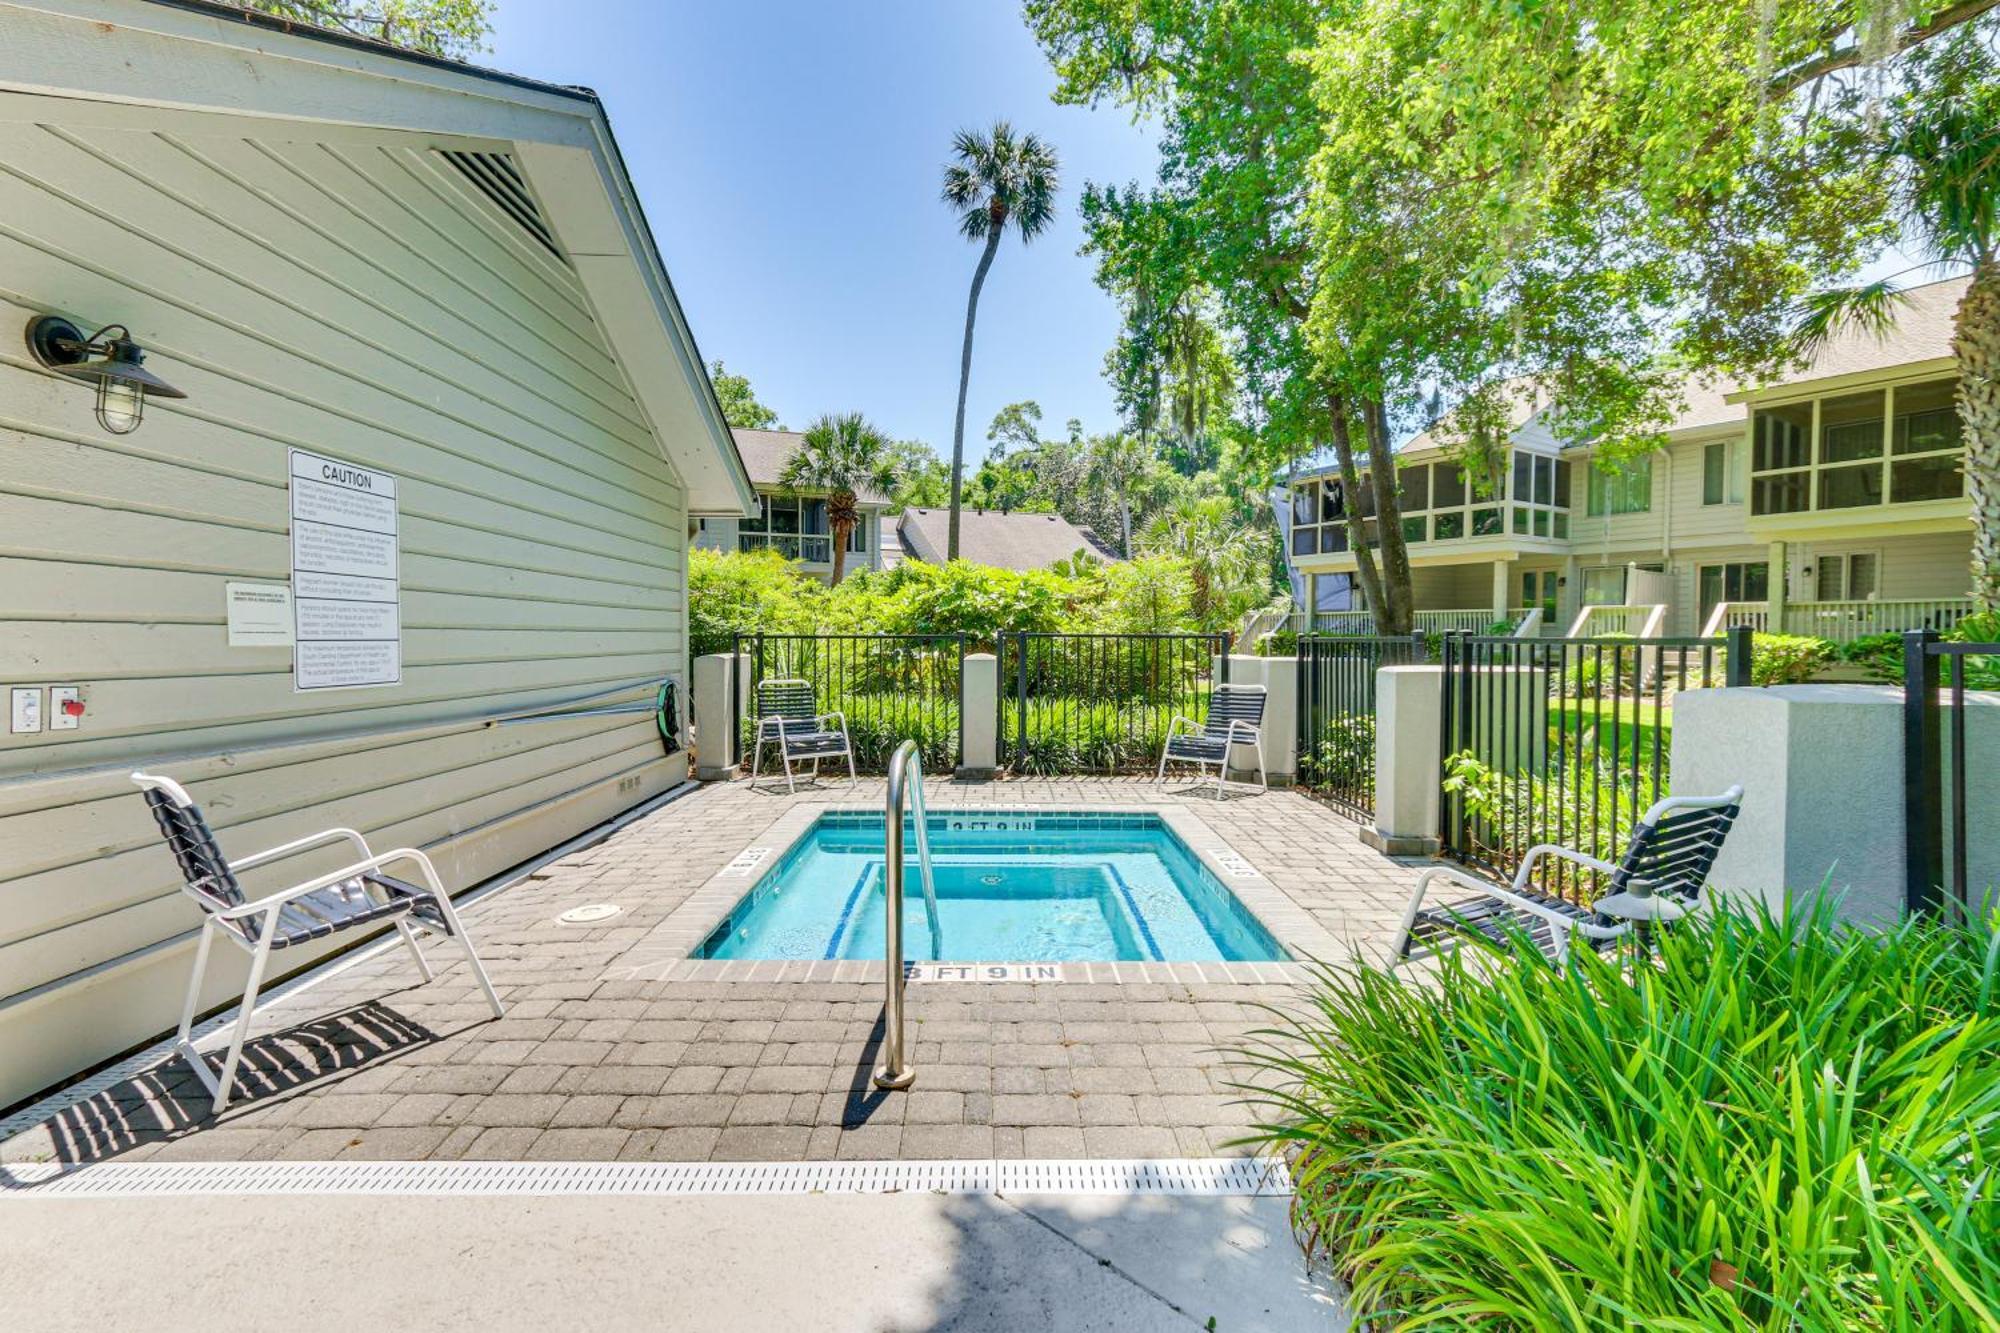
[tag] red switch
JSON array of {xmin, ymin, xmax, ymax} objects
[{"xmin": 62, "ymin": 698, "xmax": 84, "ymax": 717}]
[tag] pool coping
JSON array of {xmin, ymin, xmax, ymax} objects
[{"xmin": 609, "ymin": 803, "xmax": 1340, "ymax": 985}]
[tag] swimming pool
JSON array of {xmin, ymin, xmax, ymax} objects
[{"xmin": 694, "ymin": 811, "xmax": 1288, "ymax": 963}]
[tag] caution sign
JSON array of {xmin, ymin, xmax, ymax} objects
[{"xmin": 290, "ymin": 449, "xmax": 401, "ymax": 691}]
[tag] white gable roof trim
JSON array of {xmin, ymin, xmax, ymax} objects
[{"xmin": 3, "ymin": 0, "xmax": 756, "ymax": 515}]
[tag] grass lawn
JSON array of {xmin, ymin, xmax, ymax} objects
[{"xmin": 1549, "ymin": 697, "xmax": 1673, "ymax": 772}]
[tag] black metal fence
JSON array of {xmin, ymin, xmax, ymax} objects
[
  {"xmin": 735, "ymin": 632, "xmax": 967, "ymax": 773},
  {"xmin": 1439, "ymin": 628, "xmax": 1747, "ymax": 903},
  {"xmin": 1902, "ymin": 628, "xmax": 1999, "ymax": 917},
  {"xmin": 1295, "ymin": 633, "xmax": 1428, "ymax": 818},
  {"xmin": 997, "ymin": 632, "xmax": 1229, "ymax": 774}
]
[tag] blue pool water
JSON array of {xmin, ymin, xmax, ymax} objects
[{"xmin": 696, "ymin": 812, "xmax": 1287, "ymax": 963}]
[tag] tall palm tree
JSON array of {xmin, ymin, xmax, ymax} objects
[
  {"xmin": 779, "ymin": 412, "xmax": 896, "ymax": 583},
  {"xmin": 1797, "ymin": 62, "xmax": 1998, "ymax": 612},
  {"xmin": 941, "ymin": 121, "xmax": 1060, "ymax": 560},
  {"xmin": 1088, "ymin": 431, "xmax": 1147, "ymax": 557}
]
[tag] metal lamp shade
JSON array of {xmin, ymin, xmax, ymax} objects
[{"xmin": 52, "ymin": 337, "xmax": 188, "ymax": 399}]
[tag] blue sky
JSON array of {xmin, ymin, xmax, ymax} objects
[{"xmin": 489, "ymin": 1, "xmax": 1155, "ymax": 462}]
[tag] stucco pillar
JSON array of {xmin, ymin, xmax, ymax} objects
[
  {"xmin": 1673, "ymin": 684, "xmax": 2000, "ymax": 925},
  {"xmin": 693, "ymin": 652, "xmax": 746, "ymax": 781},
  {"xmin": 1216, "ymin": 654, "xmax": 1296, "ymax": 784},
  {"xmin": 1491, "ymin": 559, "xmax": 1511, "ymax": 620},
  {"xmin": 958, "ymin": 652, "xmax": 998, "ymax": 779},
  {"xmin": 1361, "ymin": 665, "xmax": 1443, "ymax": 855}
]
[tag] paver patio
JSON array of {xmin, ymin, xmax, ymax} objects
[{"xmin": 2, "ymin": 777, "xmax": 1421, "ymax": 1166}]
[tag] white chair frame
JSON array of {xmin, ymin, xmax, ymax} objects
[
  {"xmin": 1156, "ymin": 685, "xmax": 1270, "ymax": 800},
  {"xmin": 134, "ymin": 772, "xmax": 504, "ymax": 1114},
  {"xmin": 1390, "ymin": 786, "xmax": 1744, "ymax": 968},
  {"xmin": 748, "ymin": 679, "xmax": 857, "ymax": 794}
]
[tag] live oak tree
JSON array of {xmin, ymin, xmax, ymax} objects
[
  {"xmin": 1331, "ymin": 0, "xmax": 2000, "ymax": 608},
  {"xmin": 246, "ymin": 0, "xmax": 491, "ymax": 57},
  {"xmin": 709, "ymin": 360, "xmax": 782, "ymax": 432}
]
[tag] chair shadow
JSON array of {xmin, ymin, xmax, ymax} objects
[{"xmin": 16, "ymin": 1000, "xmax": 439, "ymax": 1165}]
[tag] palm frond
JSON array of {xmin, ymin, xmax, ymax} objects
[{"xmin": 1787, "ymin": 281, "xmax": 1909, "ymax": 361}]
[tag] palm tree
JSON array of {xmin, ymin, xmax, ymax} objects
[
  {"xmin": 779, "ymin": 412, "xmax": 896, "ymax": 583},
  {"xmin": 1141, "ymin": 495, "xmax": 1267, "ymax": 629},
  {"xmin": 1796, "ymin": 64, "xmax": 1998, "ymax": 613},
  {"xmin": 941, "ymin": 121, "xmax": 1060, "ymax": 560},
  {"xmin": 1088, "ymin": 431, "xmax": 1147, "ymax": 557}
]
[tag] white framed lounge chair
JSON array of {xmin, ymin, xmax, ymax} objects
[
  {"xmin": 749, "ymin": 678, "xmax": 856, "ymax": 793},
  {"xmin": 133, "ymin": 771, "xmax": 504, "ymax": 1114},
  {"xmin": 1157, "ymin": 683, "xmax": 1269, "ymax": 798},
  {"xmin": 1392, "ymin": 785, "xmax": 1744, "ymax": 967}
]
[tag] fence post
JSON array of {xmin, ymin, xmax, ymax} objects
[
  {"xmin": 1902, "ymin": 628, "xmax": 1942, "ymax": 914},
  {"xmin": 1724, "ymin": 625, "xmax": 1753, "ymax": 688},
  {"xmin": 1410, "ymin": 630, "xmax": 1428, "ymax": 663},
  {"xmin": 1014, "ymin": 632, "xmax": 1029, "ymax": 769}
]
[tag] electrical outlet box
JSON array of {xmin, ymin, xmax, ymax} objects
[
  {"xmin": 50, "ymin": 686, "xmax": 82, "ymax": 731},
  {"xmin": 10, "ymin": 688, "xmax": 43, "ymax": 735}
]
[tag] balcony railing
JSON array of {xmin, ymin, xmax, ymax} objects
[
  {"xmin": 1702, "ymin": 598, "xmax": 1975, "ymax": 642},
  {"xmin": 739, "ymin": 533, "xmax": 833, "ymax": 564},
  {"xmin": 1293, "ymin": 608, "xmax": 1505, "ymax": 636}
]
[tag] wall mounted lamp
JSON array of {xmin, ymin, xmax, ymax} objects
[{"xmin": 25, "ymin": 316, "xmax": 187, "ymax": 435}]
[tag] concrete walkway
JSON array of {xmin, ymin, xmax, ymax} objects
[{"xmin": 0, "ymin": 1190, "xmax": 1347, "ymax": 1331}]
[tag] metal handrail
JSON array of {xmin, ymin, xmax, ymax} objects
[{"xmin": 873, "ymin": 739, "xmax": 940, "ymax": 1091}]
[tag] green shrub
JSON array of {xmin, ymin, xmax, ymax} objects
[
  {"xmin": 1843, "ymin": 631, "xmax": 1907, "ymax": 682},
  {"xmin": 1234, "ymin": 896, "xmax": 2000, "ymax": 1328},
  {"xmin": 1559, "ymin": 632, "xmax": 1638, "ymax": 699},
  {"xmin": 1443, "ymin": 746, "xmax": 1652, "ymax": 883},
  {"xmin": 1008, "ymin": 695, "xmax": 1189, "ymax": 773},
  {"xmin": 1261, "ymin": 629, "xmax": 1299, "ymax": 657},
  {"xmin": 1485, "ymin": 618, "xmax": 1518, "ymax": 636},
  {"xmin": 1299, "ymin": 712, "xmax": 1374, "ymax": 794},
  {"xmin": 1843, "ymin": 618, "xmax": 2000, "ymax": 690},
  {"xmin": 1749, "ymin": 631, "xmax": 1837, "ymax": 685}
]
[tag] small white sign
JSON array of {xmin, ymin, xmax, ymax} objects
[
  {"xmin": 225, "ymin": 582, "xmax": 293, "ymax": 647},
  {"xmin": 291, "ymin": 448, "xmax": 401, "ymax": 692}
]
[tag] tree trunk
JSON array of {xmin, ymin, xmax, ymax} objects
[
  {"xmin": 1326, "ymin": 399, "xmax": 1393, "ymax": 631},
  {"xmin": 1119, "ymin": 496, "xmax": 1132, "ymax": 558},
  {"xmin": 830, "ymin": 518, "xmax": 851, "ymax": 584},
  {"xmin": 1362, "ymin": 400, "xmax": 1416, "ymax": 637},
  {"xmin": 949, "ymin": 228, "xmax": 1004, "ymax": 562},
  {"xmin": 1955, "ymin": 258, "xmax": 2000, "ymax": 614}
]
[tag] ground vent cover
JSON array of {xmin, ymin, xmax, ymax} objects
[{"xmin": 1, "ymin": 1157, "xmax": 1290, "ymax": 1199}]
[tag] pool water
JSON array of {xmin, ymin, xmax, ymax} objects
[{"xmin": 695, "ymin": 811, "xmax": 1287, "ymax": 963}]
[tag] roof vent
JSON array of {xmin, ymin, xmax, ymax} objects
[{"xmin": 437, "ymin": 150, "xmax": 563, "ymax": 259}]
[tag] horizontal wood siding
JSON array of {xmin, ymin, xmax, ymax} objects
[{"xmin": 0, "ymin": 116, "xmax": 690, "ymax": 1107}]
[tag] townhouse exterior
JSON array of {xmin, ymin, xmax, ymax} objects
[
  {"xmin": 1284, "ymin": 278, "xmax": 1976, "ymax": 643},
  {"xmin": 690, "ymin": 428, "xmax": 890, "ymax": 581}
]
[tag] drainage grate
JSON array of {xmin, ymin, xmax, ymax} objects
[{"xmin": 1, "ymin": 1158, "xmax": 1290, "ymax": 1199}]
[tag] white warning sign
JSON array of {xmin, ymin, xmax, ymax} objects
[{"xmin": 290, "ymin": 449, "xmax": 401, "ymax": 691}]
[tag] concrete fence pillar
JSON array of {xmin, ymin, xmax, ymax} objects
[
  {"xmin": 1215, "ymin": 654, "xmax": 1296, "ymax": 784},
  {"xmin": 959, "ymin": 652, "xmax": 998, "ymax": 779},
  {"xmin": 1673, "ymin": 683, "xmax": 2000, "ymax": 925},
  {"xmin": 692, "ymin": 652, "xmax": 747, "ymax": 782},
  {"xmin": 1362, "ymin": 664, "xmax": 1443, "ymax": 855}
]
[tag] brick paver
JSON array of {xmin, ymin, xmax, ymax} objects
[{"xmin": 2, "ymin": 777, "xmax": 1422, "ymax": 1166}]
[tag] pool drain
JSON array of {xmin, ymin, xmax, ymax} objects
[{"xmin": 556, "ymin": 903, "xmax": 622, "ymax": 925}]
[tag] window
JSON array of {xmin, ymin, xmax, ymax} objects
[
  {"xmin": 1581, "ymin": 565, "xmax": 1626, "ymax": 605},
  {"xmin": 848, "ymin": 518, "xmax": 868, "ymax": 553},
  {"xmin": 1586, "ymin": 458, "xmax": 1653, "ymax": 515},
  {"xmin": 1703, "ymin": 441, "xmax": 1742, "ymax": 505},
  {"xmin": 1751, "ymin": 379, "xmax": 1963, "ymax": 517},
  {"xmin": 1520, "ymin": 569, "xmax": 1558, "ymax": 615},
  {"xmin": 736, "ymin": 494, "xmax": 833, "ymax": 562},
  {"xmin": 1398, "ymin": 465, "xmax": 1429, "ymax": 511},
  {"xmin": 1697, "ymin": 561, "xmax": 1769, "ymax": 625},
  {"xmin": 1814, "ymin": 552, "xmax": 1879, "ymax": 602}
]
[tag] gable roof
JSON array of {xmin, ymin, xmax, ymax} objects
[
  {"xmin": 896, "ymin": 508, "xmax": 1120, "ymax": 570},
  {"xmin": 731, "ymin": 429, "xmax": 891, "ymax": 505},
  {"xmin": 20, "ymin": 0, "xmax": 755, "ymax": 515}
]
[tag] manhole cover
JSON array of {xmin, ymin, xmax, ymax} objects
[{"xmin": 556, "ymin": 903, "xmax": 622, "ymax": 925}]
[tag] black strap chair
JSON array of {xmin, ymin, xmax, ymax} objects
[
  {"xmin": 133, "ymin": 771, "xmax": 504, "ymax": 1113},
  {"xmin": 1392, "ymin": 785, "xmax": 1743, "ymax": 966},
  {"xmin": 1156, "ymin": 683, "xmax": 1269, "ymax": 798}
]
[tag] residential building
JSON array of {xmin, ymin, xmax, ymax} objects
[
  {"xmin": 892, "ymin": 507, "xmax": 1122, "ymax": 571},
  {"xmin": 0, "ymin": 0, "xmax": 754, "ymax": 1107},
  {"xmin": 691, "ymin": 428, "xmax": 890, "ymax": 581},
  {"xmin": 1284, "ymin": 278, "xmax": 1976, "ymax": 642}
]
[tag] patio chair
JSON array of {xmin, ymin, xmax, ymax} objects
[
  {"xmin": 1156, "ymin": 683, "xmax": 1269, "ymax": 798},
  {"xmin": 132, "ymin": 772, "xmax": 504, "ymax": 1114},
  {"xmin": 749, "ymin": 678, "xmax": 856, "ymax": 793},
  {"xmin": 1391, "ymin": 785, "xmax": 1744, "ymax": 968}
]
